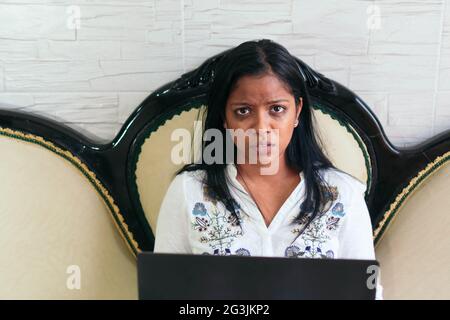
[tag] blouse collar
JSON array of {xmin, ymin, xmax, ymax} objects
[
  {"xmin": 226, "ymin": 163, "xmax": 304, "ymax": 185},
  {"xmin": 224, "ymin": 163, "xmax": 305, "ymax": 231}
]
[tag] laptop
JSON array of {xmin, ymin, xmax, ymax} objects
[{"xmin": 137, "ymin": 252, "xmax": 379, "ymax": 300}]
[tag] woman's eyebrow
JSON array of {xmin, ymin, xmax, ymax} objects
[
  {"xmin": 266, "ymin": 99, "xmax": 289, "ymax": 104},
  {"xmin": 230, "ymin": 99, "xmax": 289, "ymax": 106}
]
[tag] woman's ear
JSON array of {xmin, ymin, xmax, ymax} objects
[
  {"xmin": 223, "ymin": 121, "xmax": 228, "ymax": 129},
  {"xmin": 296, "ymin": 97, "xmax": 303, "ymax": 120}
]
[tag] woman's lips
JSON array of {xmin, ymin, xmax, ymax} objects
[
  {"xmin": 250, "ymin": 143, "xmax": 274, "ymax": 147},
  {"xmin": 250, "ymin": 143, "xmax": 275, "ymax": 152}
]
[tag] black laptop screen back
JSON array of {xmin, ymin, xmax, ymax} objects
[{"xmin": 138, "ymin": 252, "xmax": 378, "ymax": 300}]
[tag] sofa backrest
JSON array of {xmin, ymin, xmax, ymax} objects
[
  {"xmin": 375, "ymin": 152, "xmax": 450, "ymax": 299},
  {"xmin": 0, "ymin": 128, "xmax": 137, "ymax": 299}
]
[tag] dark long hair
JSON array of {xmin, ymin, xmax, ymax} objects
[{"xmin": 177, "ymin": 39, "xmax": 336, "ymax": 234}]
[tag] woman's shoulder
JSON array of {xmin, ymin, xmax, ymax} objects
[
  {"xmin": 171, "ymin": 167, "xmax": 207, "ymax": 189},
  {"xmin": 162, "ymin": 169, "xmax": 207, "ymax": 206},
  {"xmin": 318, "ymin": 167, "xmax": 367, "ymax": 198}
]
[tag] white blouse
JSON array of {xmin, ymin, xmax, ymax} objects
[{"xmin": 154, "ymin": 163, "xmax": 383, "ymax": 299}]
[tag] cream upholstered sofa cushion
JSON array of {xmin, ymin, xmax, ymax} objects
[
  {"xmin": 134, "ymin": 104, "xmax": 370, "ymax": 233},
  {"xmin": 375, "ymin": 155, "xmax": 450, "ymax": 300},
  {"xmin": 0, "ymin": 129, "xmax": 137, "ymax": 299}
]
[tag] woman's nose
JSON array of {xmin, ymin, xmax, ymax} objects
[{"xmin": 253, "ymin": 110, "xmax": 271, "ymax": 133}]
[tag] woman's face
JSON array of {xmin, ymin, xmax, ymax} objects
[{"xmin": 224, "ymin": 72, "xmax": 302, "ymax": 167}]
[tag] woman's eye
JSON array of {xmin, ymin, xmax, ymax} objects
[
  {"xmin": 236, "ymin": 107, "xmax": 250, "ymax": 116},
  {"xmin": 271, "ymin": 105, "xmax": 286, "ymax": 113}
]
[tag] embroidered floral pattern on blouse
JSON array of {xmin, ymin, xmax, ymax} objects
[
  {"xmin": 201, "ymin": 247, "xmax": 251, "ymax": 256},
  {"xmin": 326, "ymin": 216, "xmax": 340, "ymax": 231},
  {"xmin": 235, "ymin": 248, "xmax": 251, "ymax": 256},
  {"xmin": 331, "ymin": 202, "xmax": 345, "ymax": 217},
  {"xmin": 298, "ymin": 213, "xmax": 332, "ymax": 258},
  {"xmin": 325, "ymin": 250, "xmax": 334, "ymax": 258},
  {"xmin": 285, "ymin": 245, "xmax": 304, "ymax": 257},
  {"xmin": 287, "ymin": 184, "xmax": 344, "ymax": 259},
  {"xmin": 191, "ymin": 197, "xmax": 244, "ymax": 256},
  {"xmin": 192, "ymin": 202, "xmax": 208, "ymax": 216},
  {"xmin": 202, "ymin": 184, "xmax": 218, "ymax": 206},
  {"xmin": 191, "ymin": 184, "xmax": 248, "ymax": 256},
  {"xmin": 326, "ymin": 202, "xmax": 346, "ymax": 230},
  {"xmin": 285, "ymin": 244, "xmax": 334, "ymax": 259},
  {"xmin": 202, "ymin": 184, "xmax": 244, "ymax": 224},
  {"xmin": 319, "ymin": 184, "xmax": 339, "ymax": 213}
]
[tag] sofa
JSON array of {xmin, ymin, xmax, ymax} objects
[{"xmin": 0, "ymin": 50, "xmax": 448, "ymax": 299}]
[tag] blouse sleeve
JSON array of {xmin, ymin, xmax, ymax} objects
[
  {"xmin": 338, "ymin": 179, "xmax": 384, "ymax": 300},
  {"xmin": 153, "ymin": 172, "xmax": 192, "ymax": 254}
]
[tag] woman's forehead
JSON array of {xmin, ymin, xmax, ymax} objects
[{"xmin": 228, "ymin": 74, "xmax": 294, "ymax": 103}]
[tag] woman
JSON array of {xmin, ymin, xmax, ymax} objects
[{"xmin": 154, "ymin": 39, "xmax": 383, "ymax": 299}]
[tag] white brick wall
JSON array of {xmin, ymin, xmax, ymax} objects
[{"xmin": 0, "ymin": 0, "xmax": 449, "ymax": 146}]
